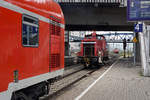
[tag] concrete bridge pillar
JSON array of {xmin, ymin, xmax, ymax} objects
[{"xmin": 65, "ymin": 31, "xmax": 70, "ymax": 56}]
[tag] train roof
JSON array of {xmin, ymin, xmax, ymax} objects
[{"xmin": 4, "ymin": 0, "xmax": 64, "ymax": 23}]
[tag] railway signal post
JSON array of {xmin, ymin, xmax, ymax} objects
[{"xmin": 123, "ymin": 38, "xmax": 127, "ymax": 58}]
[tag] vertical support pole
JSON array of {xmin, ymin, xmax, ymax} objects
[
  {"xmin": 133, "ymin": 32, "xmax": 136, "ymax": 65},
  {"xmin": 68, "ymin": 31, "xmax": 70, "ymax": 56},
  {"xmin": 124, "ymin": 49, "xmax": 126, "ymax": 58},
  {"xmin": 148, "ymin": 27, "xmax": 150, "ymax": 64},
  {"xmin": 65, "ymin": 31, "xmax": 70, "ymax": 56},
  {"xmin": 128, "ymin": 42, "xmax": 129, "ymax": 58},
  {"xmin": 123, "ymin": 38, "xmax": 126, "ymax": 58},
  {"xmin": 139, "ymin": 22, "xmax": 150, "ymax": 76}
]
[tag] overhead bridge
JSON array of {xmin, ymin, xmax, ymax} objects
[
  {"xmin": 58, "ymin": 0, "xmax": 126, "ymax": 5},
  {"xmin": 58, "ymin": 0, "xmax": 126, "ymax": 7},
  {"xmin": 58, "ymin": 0, "xmax": 133, "ymax": 31}
]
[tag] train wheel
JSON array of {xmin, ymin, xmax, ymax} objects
[
  {"xmin": 95, "ymin": 61, "xmax": 100, "ymax": 68},
  {"xmin": 11, "ymin": 92, "xmax": 31, "ymax": 100},
  {"xmin": 40, "ymin": 82, "xmax": 50, "ymax": 96},
  {"xmin": 45, "ymin": 83, "xmax": 50, "ymax": 95}
]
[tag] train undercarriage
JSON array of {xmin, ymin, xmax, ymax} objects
[{"xmin": 78, "ymin": 56, "xmax": 109, "ymax": 68}]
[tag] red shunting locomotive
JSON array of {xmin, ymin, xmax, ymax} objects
[{"xmin": 78, "ymin": 32, "xmax": 109, "ymax": 67}]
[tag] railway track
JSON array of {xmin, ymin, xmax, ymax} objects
[
  {"xmin": 40, "ymin": 56, "xmax": 118, "ymax": 100},
  {"xmin": 40, "ymin": 65, "xmax": 97, "ymax": 100}
]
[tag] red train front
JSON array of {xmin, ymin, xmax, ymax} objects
[
  {"xmin": 0, "ymin": 0, "xmax": 64, "ymax": 100},
  {"xmin": 78, "ymin": 32, "xmax": 108, "ymax": 67}
]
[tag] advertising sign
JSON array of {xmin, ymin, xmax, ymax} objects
[{"xmin": 127, "ymin": 0, "xmax": 150, "ymax": 21}]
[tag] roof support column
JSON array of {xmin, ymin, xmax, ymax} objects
[{"xmin": 139, "ymin": 22, "xmax": 150, "ymax": 76}]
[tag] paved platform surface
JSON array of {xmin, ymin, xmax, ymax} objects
[{"xmin": 79, "ymin": 58, "xmax": 150, "ymax": 100}]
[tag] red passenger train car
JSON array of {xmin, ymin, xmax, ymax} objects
[
  {"xmin": 78, "ymin": 32, "xmax": 108, "ymax": 67},
  {"xmin": 0, "ymin": 0, "xmax": 64, "ymax": 100}
]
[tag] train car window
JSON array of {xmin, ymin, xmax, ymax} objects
[
  {"xmin": 22, "ymin": 24, "xmax": 28, "ymax": 45},
  {"xmin": 22, "ymin": 15, "xmax": 39, "ymax": 47}
]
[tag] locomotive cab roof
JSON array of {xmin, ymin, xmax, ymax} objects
[{"xmin": 85, "ymin": 32, "xmax": 105, "ymax": 40}]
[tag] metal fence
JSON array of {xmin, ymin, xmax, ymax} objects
[{"xmin": 57, "ymin": 0, "xmax": 127, "ymax": 6}]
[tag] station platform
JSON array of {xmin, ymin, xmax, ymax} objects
[{"xmin": 76, "ymin": 58, "xmax": 150, "ymax": 100}]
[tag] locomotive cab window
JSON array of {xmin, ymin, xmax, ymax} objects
[{"xmin": 22, "ymin": 15, "xmax": 39, "ymax": 47}]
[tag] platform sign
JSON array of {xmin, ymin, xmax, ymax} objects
[
  {"xmin": 127, "ymin": 0, "xmax": 150, "ymax": 21},
  {"xmin": 134, "ymin": 23, "xmax": 143, "ymax": 32}
]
